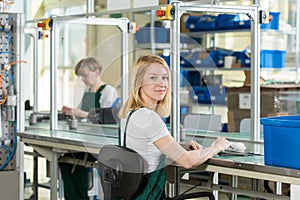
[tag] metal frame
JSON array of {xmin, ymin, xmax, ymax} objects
[
  {"xmin": 50, "ymin": 16, "xmax": 130, "ymax": 130},
  {"xmin": 169, "ymin": 2, "xmax": 261, "ymax": 198},
  {"xmin": 24, "ymin": 27, "xmax": 39, "ymax": 113},
  {"xmin": 47, "ymin": 16, "xmax": 130, "ymax": 200},
  {"xmin": 169, "ymin": 2, "xmax": 261, "ymax": 144}
]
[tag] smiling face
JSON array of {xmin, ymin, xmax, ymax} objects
[{"xmin": 140, "ymin": 62, "xmax": 169, "ymax": 108}]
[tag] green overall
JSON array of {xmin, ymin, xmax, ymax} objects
[
  {"xmin": 59, "ymin": 84, "xmax": 107, "ymax": 200},
  {"xmin": 81, "ymin": 84, "xmax": 107, "ymax": 112},
  {"xmin": 122, "ymin": 109, "xmax": 166, "ymax": 200}
]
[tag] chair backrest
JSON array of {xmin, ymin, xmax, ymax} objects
[
  {"xmin": 98, "ymin": 144, "xmax": 147, "ymax": 200},
  {"xmin": 183, "ymin": 114, "xmax": 222, "ymax": 131}
]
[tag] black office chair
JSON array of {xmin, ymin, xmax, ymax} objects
[{"xmin": 98, "ymin": 145, "xmax": 215, "ymax": 200}]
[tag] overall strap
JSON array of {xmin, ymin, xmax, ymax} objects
[
  {"xmin": 123, "ymin": 109, "xmax": 136, "ymax": 147},
  {"xmin": 97, "ymin": 84, "xmax": 107, "ymax": 93}
]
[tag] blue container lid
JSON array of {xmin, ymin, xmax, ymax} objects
[{"xmin": 261, "ymin": 115, "xmax": 300, "ymax": 128}]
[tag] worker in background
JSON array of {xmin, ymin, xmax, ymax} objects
[
  {"xmin": 61, "ymin": 57, "xmax": 119, "ymax": 200},
  {"xmin": 62, "ymin": 57, "xmax": 118, "ymax": 118},
  {"xmin": 118, "ymin": 54, "xmax": 231, "ymax": 198}
]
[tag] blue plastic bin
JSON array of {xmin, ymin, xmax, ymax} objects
[
  {"xmin": 218, "ymin": 14, "xmax": 250, "ymax": 30},
  {"xmin": 260, "ymin": 50, "xmax": 286, "ymax": 68},
  {"xmin": 135, "ymin": 27, "xmax": 169, "ymax": 43},
  {"xmin": 191, "ymin": 86, "xmax": 227, "ymax": 105},
  {"xmin": 185, "ymin": 15, "xmax": 219, "ymax": 31},
  {"xmin": 232, "ymin": 51, "xmax": 251, "ymax": 68},
  {"xmin": 261, "ymin": 12, "xmax": 280, "ymax": 30},
  {"xmin": 197, "ymin": 15, "xmax": 219, "ymax": 31},
  {"xmin": 261, "ymin": 115, "xmax": 300, "ymax": 169},
  {"xmin": 191, "ymin": 49, "xmax": 232, "ymax": 68},
  {"xmin": 185, "ymin": 16, "xmax": 202, "ymax": 31}
]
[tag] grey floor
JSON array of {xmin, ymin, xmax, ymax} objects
[{"xmin": 24, "ymin": 145, "xmax": 250, "ymax": 200}]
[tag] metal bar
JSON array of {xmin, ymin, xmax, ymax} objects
[
  {"xmin": 170, "ymin": 2, "xmax": 182, "ymax": 144},
  {"xmin": 212, "ymin": 172, "xmax": 219, "ymax": 199},
  {"xmin": 120, "ymin": 20, "xmax": 129, "ymax": 107},
  {"xmin": 250, "ymin": 6, "xmax": 261, "ymax": 144},
  {"xmin": 86, "ymin": 0, "xmax": 94, "ymax": 17},
  {"xmin": 24, "ymin": 27, "xmax": 39, "ymax": 113},
  {"xmin": 50, "ymin": 18, "xmax": 58, "ymax": 130},
  {"xmin": 50, "ymin": 151, "xmax": 58, "ymax": 200},
  {"xmin": 55, "ymin": 17, "xmax": 128, "ymax": 27},
  {"xmin": 231, "ymin": 175, "xmax": 238, "ymax": 200},
  {"xmin": 210, "ymin": 183, "xmax": 289, "ymax": 200},
  {"xmin": 184, "ymin": 4, "xmax": 257, "ymax": 14},
  {"xmin": 17, "ymin": 13, "xmax": 25, "ymax": 132},
  {"xmin": 33, "ymin": 151, "xmax": 38, "ymax": 199},
  {"xmin": 150, "ymin": 10, "xmax": 156, "ymax": 54},
  {"xmin": 295, "ymin": 0, "xmax": 300, "ymax": 83}
]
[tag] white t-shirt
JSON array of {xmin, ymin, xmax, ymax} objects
[
  {"xmin": 98, "ymin": 84, "xmax": 119, "ymax": 108},
  {"xmin": 120, "ymin": 108, "xmax": 170, "ymax": 173}
]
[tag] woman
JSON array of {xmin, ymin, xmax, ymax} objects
[
  {"xmin": 118, "ymin": 54, "xmax": 231, "ymax": 199},
  {"xmin": 62, "ymin": 57, "xmax": 118, "ymax": 119},
  {"xmin": 60, "ymin": 57, "xmax": 119, "ymax": 200}
]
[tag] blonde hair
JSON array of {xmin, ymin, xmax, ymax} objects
[{"xmin": 118, "ymin": 54, "xmax": 171, "ymax": 118}]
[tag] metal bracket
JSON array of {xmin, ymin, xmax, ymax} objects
[{"xmin": 259, "ymin": 10, "xmax": 270, "ymax": 24}]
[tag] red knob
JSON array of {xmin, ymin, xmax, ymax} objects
[
  {"xmin": 156, "ymin": 10, "xmax": 165, "ymax": 17},
  {"xmin": 37, "ymin": 22, "xmax": 44, "ymax": 28},
  {"xmin": 269, "ymin": 14, "xmax": 273, "ymax": 22}
]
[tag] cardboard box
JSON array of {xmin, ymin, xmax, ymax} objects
[
  {"xmin": 243, "ymin": 70, "xmax": 265, "ymax": 85},
  {"xmin": 227, "ymin": 84, "xmax": 300, "ymax": 132}
]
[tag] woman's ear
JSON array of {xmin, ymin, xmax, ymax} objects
[{"xmin": 95, "ymin": 69, "xmax": 100, "ymax": 75}]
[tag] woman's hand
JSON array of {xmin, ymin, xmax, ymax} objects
[
  {"xmin": 181, "ymin": 140, "xmax": 202, "ymax": 151},
  {"xmin": 62, "ymin": 105, "xmax": 74, "ymax": 116},
  {"xmin": 62, "ymin": 106, "xmax": 88, "ymax": 118},
  {"xmin": 211, "ymin": 137, "xmax": 231, "ymax": 153},
  {"xmin": 188, "ymin": 140, "xmax": 202, "ymax": 150},
  {"xmin": 61, "ymin": 106, "xmax": 74, "ymax": 116}
]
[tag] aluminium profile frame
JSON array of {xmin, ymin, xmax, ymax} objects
[
  {"xmin": 170, "ymin": 2, "xmax": 261, "ymax": 143},
  {"xmin": 50, "ymin": 17, "xmax": 130, "ymax": 130},
  {"xmin": 49, "ymin": 16, "xmax": 130, "ymax": 200},
  {"xmin": 169, "ymin": 2, "xmax": 260, "ymax": 197}
]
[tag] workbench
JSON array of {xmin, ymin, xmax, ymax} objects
[{"xmin": 18, "ymin": 122, "xmax": 300, "ymax": 200}]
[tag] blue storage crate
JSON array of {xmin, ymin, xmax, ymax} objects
[
  {"xmin": 261, "ymin": 12, "xmax": 280, "ymax": 30},
  {"xmin": 232, "ymin": 51, "xmax": 251, "ymax": 68},
  {"xmin": 185, "ymin": 15, "xmax": 219, "ymax": 31},
  {"xmin": 191, "ymin": 49, "xmax": 232, "ymax": 68},
  {"xmin": 261, "ymin": 115, "xmax": 300, "ymax": 169},
  {"xmin": 180, "ymin": 50, "xmax": 194, "ymax": 67},
  {"xmin": 260, "ymin": 50, "xmax": 286, "ymax": 68},
  {"xmin": 218, "ymin": 14, "xmax": 251, "ymax": 30},
  {"xmin": 191, "ymin": 86, "xmax": 227, "ymax": 105},
  {"xmin": 181, "ymin": 70, "xmax": 200, "ymax": 87},
  {"xmin": 135, "ymin": 27, "xmax": 169, "ymax": 43},
  {"xmin": 185, "ymin": 16, "xmax": 201, "ymax": 31},
  {"xmin": 197, "ymin": 15, "xmax": 219, "ymax": 31}
]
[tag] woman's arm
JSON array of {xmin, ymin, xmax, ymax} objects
[
  {"xmin": 154, "ymin": 135, "xmax": 231, "ymax": 169},
  {"xmin": 62, "ymin": 105, "xmax": 88, "ymax": 118}
]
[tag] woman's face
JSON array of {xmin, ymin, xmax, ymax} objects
[
  {"xmin": 78, "ymin": 67, "xmax": 99, "ymax": 87},
  {"xmin": 140, "ymin": 63, "xmax": 169, "ymax": 106}
]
